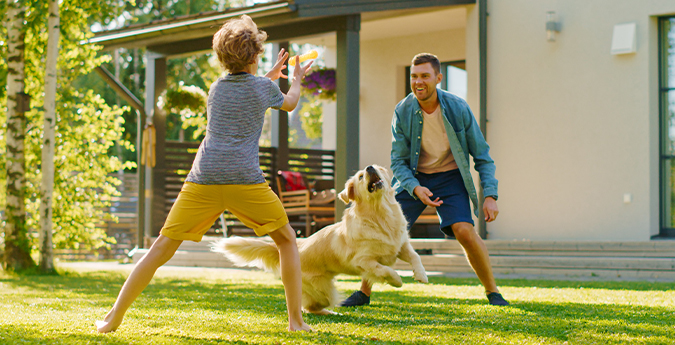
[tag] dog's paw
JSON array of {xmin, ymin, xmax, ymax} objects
[
  {"xmin": 414, "ymin": 271, "xmax": 428, "ymax": 283},
  {"xmin": 385, "ymin": 274, "xmax": 403, "ymax": 288}
]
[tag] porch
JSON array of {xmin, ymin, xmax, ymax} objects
[{"xmin": 91, "ymin": 0, "xmax": 483, "ymax": 249}]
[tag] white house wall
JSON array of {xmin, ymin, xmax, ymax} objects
[
  {"xmin": 305, "ymin": 2, "xmax": 675, "ymax": 241},
  {"xmin": 484, "ymin": 0, "xmax": 675, "ymax": 241}
]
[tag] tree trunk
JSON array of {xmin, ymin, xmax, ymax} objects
[
  {"xmin": 38, "ymin": 0, "xmax": 60, "ymax": 273},
  {"xmin": 114, "ymin": 49, "xmax": 124, "ymax": 176},
  {"xmin": 3, "ymin": 0, "xmax": 35, "ymax": 272}
]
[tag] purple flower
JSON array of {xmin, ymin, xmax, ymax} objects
[{"xmin": 302, "ymin": 68, "xmax": 336, "ymax": 100}]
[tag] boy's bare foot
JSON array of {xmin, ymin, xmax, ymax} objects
[
  {"xmin": 289, "ymin": 322, "xmax": 314, "ymax": 332},
  {"xmin": 95, "ymin": 310, "xmax": 123, "ymax": 333}
]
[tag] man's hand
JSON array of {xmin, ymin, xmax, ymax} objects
[
  {"xmin": 264, "ymin": 48, "xmax": 289, "ymax": 81},
  {"xmin": 413, "ymin": 186, "xmax": 443, "ymax": 207},
  {"xmin": 483, "ymin": 196, "xmax": 498, "ymax": 222}
]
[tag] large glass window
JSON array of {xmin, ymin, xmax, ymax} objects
[
  {"xmin": 405, "ymin": 60, "xmax": 467, "ymax": 100},
  {"xmin": 660, "ymin": 17, "xmax": 675, "ymax": 237}
]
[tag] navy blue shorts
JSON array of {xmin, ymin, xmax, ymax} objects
[{"xmin": 395, "ymin": 169, "xmax": 474, "ymax": 236}]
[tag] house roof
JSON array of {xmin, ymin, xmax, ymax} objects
[{"xmin": 91, "ymin": 0, "xmax": 474, "ymax": 55}]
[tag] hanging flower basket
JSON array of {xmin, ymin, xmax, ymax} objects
[{"xmin": 301, "ymin": 68, "xmax": 336, "ymax": 101}]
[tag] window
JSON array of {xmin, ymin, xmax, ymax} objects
[
  {"xmin": 660, "ymin": 16, "xmax": 675, "ymax": 237},
  {"xmin": 405, "ymin": 60, "xmax": 467, "ymax": 100}
]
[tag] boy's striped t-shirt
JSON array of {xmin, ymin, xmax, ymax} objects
[{"xmin": 185, "ymin": 73, "xmax": 284, "ymax": 185}]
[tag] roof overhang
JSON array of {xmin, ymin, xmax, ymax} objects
[
  {"xmin": 90, "ymin": 0, "xmax": 474, "ymax": 54},
  {"xmin": 89, "ymin": 1, "xmax": 296, "ymax": 50}
]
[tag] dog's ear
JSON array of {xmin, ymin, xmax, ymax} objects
[
  {"xmin": 338, "ymin": 189, "xmax": 349, "ymax": 204},
  {"xmin": 338, "ymin": 181, "xmax": 355, "ymax": 204}
]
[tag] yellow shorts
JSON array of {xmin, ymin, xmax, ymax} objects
[{"xmin": 160, "ymin": 182, "xmax": 289, "ymax": 242}]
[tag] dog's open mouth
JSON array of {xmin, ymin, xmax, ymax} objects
[{"xmin": 367, "ymin": 173, "xmax": 384, "ymax": 193}]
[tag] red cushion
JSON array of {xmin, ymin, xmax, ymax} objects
[{"xmin": 280, "ymin": 171, "xmax": 307, "ymax": 191}]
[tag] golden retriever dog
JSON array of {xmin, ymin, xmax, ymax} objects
[{"xmin": 212, "ymin": 165, "xmax": 428, "ymax": 314}]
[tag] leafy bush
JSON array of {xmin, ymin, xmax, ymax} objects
[{"xmin": 0, "ymin": 0, "xmax": 134, "ymax": 251}]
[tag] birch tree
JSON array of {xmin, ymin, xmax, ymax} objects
[
  {"xmin": 38, "ymin": 0, "xmax": 59, "ymax": 273},
  {"xmin": 3, "ymin": 0, "xmax": 35, "ymax": 272}
]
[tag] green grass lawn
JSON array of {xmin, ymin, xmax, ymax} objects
[{"xmin": 1, "ymin": 264, "xmax": 674, "ymax": 345}]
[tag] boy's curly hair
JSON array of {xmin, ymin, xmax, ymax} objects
[{"xmin": 213, "ymin": 15, "xmax": 267, "ymax": 72}]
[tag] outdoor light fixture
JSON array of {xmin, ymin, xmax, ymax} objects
[
  {"xmin": 546, "ymin": 11, "xmax": 561, "ymax": 42},
  {"xmin": 611, "ymin": 22, "xmax": 637, "ymax": 55}
]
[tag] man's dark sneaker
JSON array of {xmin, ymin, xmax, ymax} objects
[
  {"xmin": 487, "ymin": 292, "xmax": 509, "ymax": 306},
  {"xmin": 340, "ymin": 290, "xmax": 370, "ymax": 307}
]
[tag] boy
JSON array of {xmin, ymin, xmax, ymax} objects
[{"xmin": 96, "ymin": 15, "xmax": 313, "ymax": 333}]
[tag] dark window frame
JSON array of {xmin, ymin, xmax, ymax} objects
[
  {"xmin": 659, "ymin": 16, "xmax": 675, "ymax": 237},
  {"xmin": 405, "ymin": 60, "xmax": 466, "ymax": 96}
]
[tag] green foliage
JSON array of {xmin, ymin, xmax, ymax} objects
[
  {"xmin": 74, "ymin": 47, "xmax": 145, "ymax": 166},
  {"xmin": 298, "ymin": 96, "xmax": 323, "ymax": 140},
  {"xmin": 0, "ymin": 2, "xmax": 8, "ymax": 227},
  {"xmin": 1, "ymin": 0, "xmax": 134, "ymax": 251},
  {"xmin": 159, "ymin": 83, "xmax": 208, "ymax": 140},
  {"xmin": 2, "ymin": 266, "xmax": 675, "ymax": 344}
]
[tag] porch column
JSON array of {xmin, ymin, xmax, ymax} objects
[
  {"xmin": 335, "ymin": 15, "xmax": 360, "ymax": 219},
  {"xmin": 143, "ymin": 51, "xmax": 167, "ymax": 244},
  {"xmin": 271, "ymin": 42, "xmax": 290, "ymax": 172},
  {"xmin": 135, "ymin": 109, "xmax": 145, "ymax": 248},
  {"xmin": 477, "ymin": 0, "xmax": 488, "ymax": 239}
]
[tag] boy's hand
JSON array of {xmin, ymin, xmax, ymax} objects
[
  {"xmin": 291, "ymin": 55, "xmax": 313, "ymax": 82},
  {"xmin": 265, "ymin": 48, "xmax": 289, "ymax": 81},
  {"xmin": 279, "ymin": 55, "xmax": 313, "ymax": 112}
]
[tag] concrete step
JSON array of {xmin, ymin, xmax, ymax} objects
[
  {"xmin": 131, "ymin": 238, "xmax": 675, "ymax": 280},
  {"xmin": 409, "ymin": 239, "xmax": 675, "ymax": 257},
  {"xmin": 401, "ymin": 254, "xmax": 675, "ymax": 271}
]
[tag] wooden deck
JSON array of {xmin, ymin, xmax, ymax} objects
[{"xmin": 131, "ymin": 237, "xmax": 675, "ymax": 281}]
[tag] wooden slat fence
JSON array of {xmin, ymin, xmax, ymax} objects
[
  {"xmin": 163, "ymin": 141, "xmax": 335, "ymax": 236},
  {"xmin": 287, "ymin": 148, "xmax": 336, "ymax": 191}
]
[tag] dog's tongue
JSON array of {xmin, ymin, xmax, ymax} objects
[{"xmin": 368, "ymin": 175, "xmax": 383, "ymax": 192}]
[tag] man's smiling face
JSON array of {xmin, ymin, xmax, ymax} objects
[{"xmin": 410, "ymin": 62, "xmax": 443, "ymax": 103}]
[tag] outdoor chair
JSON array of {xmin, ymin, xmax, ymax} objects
[{"xmin": 275, "ymin": 171, "xmax": 335, "ymax": 237}]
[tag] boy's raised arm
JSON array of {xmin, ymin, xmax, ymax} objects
[{"xmin": 281, "ymin": 56, "xmax": 312, "ymax": 112}]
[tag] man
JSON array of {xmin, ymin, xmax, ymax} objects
[{"xmin": 341, "ymin": 53, "xmax": 508, "ymax": 307}]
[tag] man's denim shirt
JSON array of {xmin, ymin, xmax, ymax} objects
[{"xmin": 390, "ymin": 88, "xmax": 498, "ymax": 217}]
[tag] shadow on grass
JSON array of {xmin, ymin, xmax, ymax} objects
[
  {"xmin": 0, "ymin": 324, "xmax": 253, "ymax": 345},
  {"xmin": 0, "ymin": 325, "xmax": 128, "ymax": 345},
  {"xmin": 1, "ymin": 270, "xmax": 291, "ymax": 315},
  {"xmin": 344, "ymin": 289, "xmax": 675, "ymax": 343}
]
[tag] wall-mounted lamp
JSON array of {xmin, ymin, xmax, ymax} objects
[
  {"xmin": 546, "ymin": 11, "xmax": 561, "ymax": 42},
  {"xmin": 611, "ymin": 22, "xmax": 637, "ymax": 55}
]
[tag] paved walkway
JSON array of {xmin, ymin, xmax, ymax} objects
[
  {"xmin": 58, "ymin": 261, "xmax": 247, "ymax": 274},
  {"xmin": 57, "ymin": 261, "xmax": 665, "ymax": 282}
]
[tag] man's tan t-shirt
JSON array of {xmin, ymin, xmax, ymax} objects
[{"xmin": 417, "ymin": 105, "xmax": 458, "ymax": 173}]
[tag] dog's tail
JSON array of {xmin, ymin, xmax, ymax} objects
[{"xmin": 211, "ymin": 237, "xmax": 280, "ymax": 275}]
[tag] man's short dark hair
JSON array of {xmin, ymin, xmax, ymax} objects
[{"xmin": 412, "ymin": 53, "xmax": 441, "ymax": 75}]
